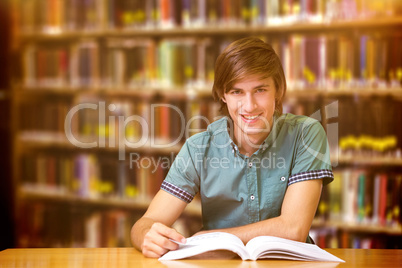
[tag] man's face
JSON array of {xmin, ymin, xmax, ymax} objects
[{"xmin": 223, "ymin": 75, "xmax": 276, "ymax": 144}]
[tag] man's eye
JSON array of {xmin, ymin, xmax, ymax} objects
[
  {"xmin": 256, "ymin": 88, "xmax": 267, "ymax": 93},
  {"xmin": 231, "ymin": 90, "xmax": 241, "ymax": 95}
]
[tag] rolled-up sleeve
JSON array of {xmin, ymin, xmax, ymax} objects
[
  {"xmin": 161, "ymin": 140, "xmax": 201, "ymax": 203},
  {"xmin": 288, "ymin": 119, "xmax": 334, "ymax": 186}
]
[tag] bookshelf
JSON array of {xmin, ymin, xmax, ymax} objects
[{"xmin": 11, "ymin": 0, "xmax": 402, "ymax": 249}]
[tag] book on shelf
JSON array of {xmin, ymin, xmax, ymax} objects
[
  {"xmin": 66, "ymin": 0, "xmax": 108, "ymax": 31},
  {"xmin": 159, "ymin": 232, "xmax": 345, "ymax": 262},
  {"xmin": 105, "ymin": 38, "xmax": 156, "ymax": 88},
  {"xmin": 322, "ymin": 169, "xmax": 402, "ymax": 227},
  {"xmin": 158, "ymin": 38, "xmax": 195, "ymax": 88},
  {"xmin": 19, "ymin": 100, "xmax": 71, "ymax": 133},
  {"xmin": 70, "ymin": 40, "xmax": 100, "ymax": 88},
  {"xmin": 86, "ymin": 210, "xmax": 130, "ymax": 248},
  {"xmin": 19, "ymin": 0, "xmax": 107, "ymax": 33},
  {"xmin": 23, "ymin": 44, "xmax": 69, "ymax": 88},
  {"xmin": 108, "ymin": 0, "xmax": 178, "ymax": 29},
  {"xmin": 182, "ymin": 0, "xmax": 206, "ymax": 28},
  {"xmin": 109, "ymin": 0, "xmax": 148, "ymax": 29},
  {"xmin": 328, "ymin": 170, "xmax": 342, "ymax": 221}
]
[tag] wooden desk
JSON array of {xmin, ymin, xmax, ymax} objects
[{"xmin": 0, "ymin": 248, "xmax": 401, "ymax": 267}]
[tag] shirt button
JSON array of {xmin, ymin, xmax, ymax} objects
[
  {"xmin": 280, "ymin": 176, "xmax": 286, "ymax": 182},
  {"xmin": 250, "ymin": 195, "xmax": 255, "ymax": 200},
  {"xmin": 248, "ymin": 162, "xmax": 253, "ymax": 168}
]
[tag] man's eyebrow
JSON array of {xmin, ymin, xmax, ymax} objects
[
  {"xmin": 231, "ymin": 84, "xmax": 270, "ymax": 90},
  {"xmin": 254, "ymin": 84, "xmax": 270, "ymax": 89}
]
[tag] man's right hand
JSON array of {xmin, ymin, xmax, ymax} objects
[
  {"xmin": 141, "ymin": 222, "xmax": 186, "ymax": 258},
  {"xmin": 131, "ymin": 190, "xmax": 188, "ymax": 257}
]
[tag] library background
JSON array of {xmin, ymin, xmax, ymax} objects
[{"xmin": 0, "ymin": 0, "xmax": 401, "ymax": 250}]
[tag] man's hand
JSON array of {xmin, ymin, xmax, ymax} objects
[
  {"xmin": 131, "ymin": 190, "xmax": 188, "ymax": 256},
  {"xmin": 141, "ymin": 222, "xmax": 186, "ymax": 258}
]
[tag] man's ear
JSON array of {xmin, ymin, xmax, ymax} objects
[{"xmin": 221, "ymin": 97, "xmax": 227, "ymax": 103}]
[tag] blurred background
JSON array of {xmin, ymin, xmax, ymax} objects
[{"xmin": 1, "ymin": 0, "xmax": 401, "ymax": 250}]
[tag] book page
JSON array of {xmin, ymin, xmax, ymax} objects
[
  {"xmin": 159, "ymin": 232, "xmax": 249, "ymax": 261},
  {"xmin": 246, "ymin": 236, "xmax": 344, "ymax": 262}
]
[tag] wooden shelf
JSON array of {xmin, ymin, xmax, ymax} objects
[
  {"xmin": 18, "ymin": 17, "xmax": 402, "ymax": 40},
  {"xmin": 18, "ymin": 185, "xmax": 202, "ymax": 217},
  {"xmin": 18, "ymin": 131, "xmax": 183, "ymax": 155},
  {"xmin": 312, "ymin": 219, "xmax": 402, "ymax": 235},
  {"xmin": 12, "ymin": 86, "xmax": 213, "ymax": 99},
  {"xmin": 286, "ymin": 88, "xmax": 402, "ymax": 99},
  {"xmin": 337, "ymin": 155, "xmax": 402, "ymax": 166}
]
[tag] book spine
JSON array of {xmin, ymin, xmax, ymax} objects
[{"xmin": 357, "ymin": 172, "xmax": 365, "ymax": 222}]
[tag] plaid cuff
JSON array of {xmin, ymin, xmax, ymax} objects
[
  {"xmin": 288, "ymin": 169, "xmax": 334, "ymax": 186},
  {"xmin": 161, "ymin": 181, "xmax": 194, "ymax": 203}
]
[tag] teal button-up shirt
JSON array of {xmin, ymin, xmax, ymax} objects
[{"xmin": 161, "ymin": 113, "xmax": 334, "ymax": 232}]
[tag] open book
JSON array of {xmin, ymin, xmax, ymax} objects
[{"xmin": 159, "ymin": 232, "xmax": 344, "ymax": 262}]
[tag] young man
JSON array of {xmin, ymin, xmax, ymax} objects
[{"xmin": 131, "ymin": 37, "xmax": 334, "ymax": 258}]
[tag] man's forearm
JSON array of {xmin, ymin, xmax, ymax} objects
[{"xmin": 214, "ymin": 216, "xmax": 307, "ymax": 244}]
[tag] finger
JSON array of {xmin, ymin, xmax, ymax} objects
[
  {"xmin": 153, "ymin": 223, "xmax": 186, "ymax": 244},
  {"xmin": 142, "ymin": 251, "xmax": 160, "ymax": 259},
  {"xmin": 154, "ymin": 236, "xmax": 180, "ymax": 251},
  {"xmin": 142, "ymin": 240, "xmax": 170, "ymax": 258},
  {"xmin": 145, "ymin": 227, "xmax": 180, "ymax": 251}
]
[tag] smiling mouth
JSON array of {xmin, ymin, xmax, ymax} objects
[{"xmin": 241, "ymin": 114, "xmax": 260, "ymax": 120}]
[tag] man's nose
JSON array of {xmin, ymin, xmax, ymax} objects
[{"xmin": 242, "ymin": 94, "xmax": 257, "ymax": 113}]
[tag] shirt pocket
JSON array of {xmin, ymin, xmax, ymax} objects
[{"xmin": 261, "ymin": 171, "xmax": 289, "ymax": 219}]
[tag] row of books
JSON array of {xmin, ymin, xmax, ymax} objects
[
  {"xmin": 22, "ymin": 34, "xmax": 402, "ymax": 90},
  {"xmin": 20, "ymin": 152, "xmax": 176, "ymax": 200},
  {"xmin": 23, "ymin": 38, "xmax": 217, "ymax": 89},
  {"xmin": 272, "ymin": 34, "xmax": 402, "ymax": 90},
  {"xmin": 310, "ymin": 229, "xmax": 401, "ymax": 249},
  {"xmin": 316, "ymin": 169, "xmax": 402, "ymax": 228},
  {"xmin": 17, "ymin": 200, "xmax": 200, "ymax": 248},
  {"xmin": 336, "ymin": 95, "xmax": 402, "ymax": 156},
  {"xmin": 284, "ymin": 96, "xmax": 402, "ymax": 158},
  {"xmin": 18, "ymin": 203, "xmax": 135, "ymax": 248},
  {"xmin": 18, "ymin": 0, "xmax": 402, "ymax": 32},
  {"xmin": 19, "ymin": 98, "xmax": 220, "ymax": 146}
]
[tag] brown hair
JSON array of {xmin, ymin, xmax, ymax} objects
[{"xmin": 212, "ymin": 37, "xmax": 287, "ymax": 116}]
